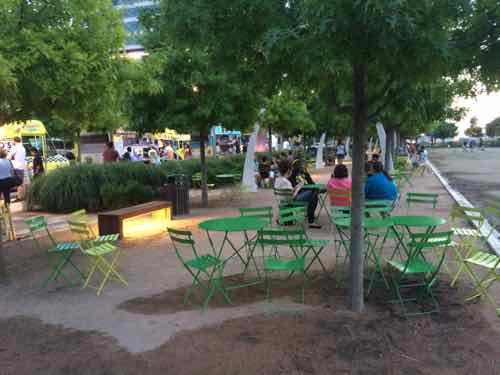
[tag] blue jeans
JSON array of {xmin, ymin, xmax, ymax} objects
[{"xmin": 295, "ymin": 190, "xmax": 318, "ymax": 223}]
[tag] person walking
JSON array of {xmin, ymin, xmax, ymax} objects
[
  {"xmin": 8, "ymin": 136, "xmax": 26, "ymax": 183},
  {"xmin": 102, "ymin": 142, "xmax": 119, "ymax": 163},
  {"xmin": 336, "ymin": 139, "xmax": 346, "ymax": 164}
]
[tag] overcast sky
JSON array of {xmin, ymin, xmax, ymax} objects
[{"xmin": 453, "ymin": 91, "xmax": 500, "ymax": 137}]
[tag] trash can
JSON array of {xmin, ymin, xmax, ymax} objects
[{"xmin": 165, "ymin": 174, "xmax": 190, "ymax": 216}]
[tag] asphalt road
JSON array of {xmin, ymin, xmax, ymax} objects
[{"xmin": 430, "ymin": 147, "xmax": 500, "ymax": 226}]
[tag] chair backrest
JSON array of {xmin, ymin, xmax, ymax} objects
[
  {"xmin": 450, "ymin": 204, "xmax": 485, "ymax": 227},
  {"xmin": 274, "ymin": 188, "xmax": 293, "ymax": 203},
  {"xmin": 365, "ymin": 199, "xmax": 394, "ymax": 215},
  {"xmin": 278, "ymin": 206, "xmax": 306, "ymax": 226},
  {"xmin": 24, "ymin": 215, "xmax": 56, "ymax": 250},
  {"xmin": 239, "ymin": 207, "xmax": 273, "ymax": 225},
  {"xmin": 167, "ymin": 227, "xmax": 198, "ymax": 263},
  {"xmin": 256, "ymin": 228, "xmax": 308, "ymax": 255},
  {"xmin": 406, "ymin": 192, "xmax": 438, "ymax": 211},
  {"xmin": 70, "ymin": 209, "xmax": 88, "ymax": 222},
  {"xmin": 403, "ymin": 230, "xmax": 454, "ymax": 275},
  {"xmin": 67, "ymin": 219, "xmax": 94, "ymax": 244},
  {"xmin": 331, "ymin": 205, "xmax": 351, "ymax": 222},
  {"xmin": 328, "ymin": 188, "xmax": 351, "ymax": 207}
]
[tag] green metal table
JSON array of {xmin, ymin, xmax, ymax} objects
[
  {"xmin": 198, "ymin": 216, "xmax": 267, "ymax": 288},
  {"xmin": 302, "ymin": 183, "xmax": 329, "ymax": 220},
  {"xmin": 334, "ymin": 216, "xmax": 396, "ymax": 295}
]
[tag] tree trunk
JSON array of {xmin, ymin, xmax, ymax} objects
[
  {"xmin": 349, "ymin": 64, "xmax": 368, "ymax": 313},
  {"xmin": 268, "ymin": 126, "xmax": 272, "ymax": 153},
  {"xmin": 200, "ymin": 135, "xmax": 209, "ymax": 207}
]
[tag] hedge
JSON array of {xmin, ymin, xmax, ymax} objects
[{"xmin": 28, "ymin": 155, "xmax": 245, "ymax": 213}]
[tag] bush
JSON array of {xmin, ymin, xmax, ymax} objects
[{"xmin": 28, "ymin": 155, "xmax": 245, "ymax": 213}]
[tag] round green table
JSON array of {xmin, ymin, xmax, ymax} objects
[{"xmin": 199, "ymin": 216, "xmax": 267, "ymax": 282}]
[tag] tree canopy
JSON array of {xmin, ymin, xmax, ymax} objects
[
  {"xmin": 485, "ymin": 116, "xmax": 500, "ymax": 137},
  {"xmin": 430, "ymin": 122, "xmax": 459, "ymax": 141},
  {"xmin": 0, "ymin": 0, "xmax": 126, "ymax": 134}
]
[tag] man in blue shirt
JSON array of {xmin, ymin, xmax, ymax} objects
[{"xmin": 365, "ymin": 161, "xmax": 398, "ymax": 201}]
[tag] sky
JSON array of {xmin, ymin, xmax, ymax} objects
[{"xmin": 453, "ymin": 91, "xmax": 500, "ymax": 137}]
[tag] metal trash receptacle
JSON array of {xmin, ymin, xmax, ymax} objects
[{"xmin": 165, "ymin": 174, "xmax": 190, "ymax": 216}]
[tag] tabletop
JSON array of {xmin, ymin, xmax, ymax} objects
[
  {"xmin": 391, "ymin": 215, "xmax": 446, "ymax": 227},
  {"xmin": 198, "ymin": 216, "xmax": 267, "ymax": 232},
  {"xmin": 334, "ymin": 216, "xmax": 394, "ymax": 229},
  {"xmin": 216, "ymin": 174, "xmax": 239, "ymax": 178},
  {"xmin": 303, "ymin": 183, "xmax": 327, "ymax": 190}
]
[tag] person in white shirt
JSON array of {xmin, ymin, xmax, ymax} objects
[
  {"xmin": 274, "ymin": 160, "xmax": 321, "ymax": 229},
  {"xmin": 8, "ymin": 136, "xmax": 26, "ymax": 183}
]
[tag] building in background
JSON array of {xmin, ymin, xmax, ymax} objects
[{"xmin": 112, "ymin": 0, "xmax": 157, "ymax": 52}]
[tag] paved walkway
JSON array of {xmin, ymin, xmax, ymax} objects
[{"xmin": 1, "ymin": 166, "xmax": 498, "ymax": 353}]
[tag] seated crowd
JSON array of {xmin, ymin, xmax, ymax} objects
[{"xmin": 271, "ymin": 152, "xmax": 397, "ymax": 225}]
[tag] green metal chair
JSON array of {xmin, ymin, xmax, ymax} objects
[
  {"xmin": 68, "ymin": 220, "xmax": 127, "ymax": 296},
  {"xmin": 406, "ymin": 192, "xmax": 438, "ymax": 215},
  {"xmin": 238, "ymin": 206, "xmax": 273, "ymax": 226},
  {"xmin": 387, "ymin": 230, "xmax": 454, "ymax": 317},
  {"xmin": 273, "ymin": 188, "xmax": 307, "ymax": 209},
  {"xmin": 24, "ymin": 216, "xmax": 85, "ymax": 288},
  {"xmin": 449, "ymin": 205, "xmax": 493, "ymax": 286},
  {"xmin": 167, "ymin": 227, "xmax": 231, "ymax": 310},
  {"xmin": 256, "ymin": 228, "xmax": 308, "ymax": 303},
  {"xmin": 278, "ymin": 205, "xmax": 307, "ymax": 227},
  {"xmin": 68, "ymin": 209, "xmax": 119, "ymax": 243}
]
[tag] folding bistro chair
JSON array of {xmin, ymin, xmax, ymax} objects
[
  {"xmin": 406, "ymin": 192, "xmax": 438, "ymax": 216},
  {"xmin": 278, "ymin": 205, "xmax": 307, "ymax": 227},
  {"xmin": 387, "ymin": 230, "xmax": 454, "ymax": 317},
  {"xmin": 24, "ymin": 216, "xmax": 85, "ymax": 288},
  {"xmin": 449, "ymin": 205, "xmax": 494, "ymax": 286},
  {"xmin": 273, "ymin": 188, "xmax": 307, "ymax": 209},
  {"xmin": 69, "ymin": 209, "xmax": 119, "ymax": 243},
  {"xmin": 239, "ymin": 206, "xmax": 273, "ymax": 226},
  {"xmin": 68, "ymin": 220, "xmax": 127, "ymax": 295},
  {"xmin": 256, "ymin": 228, "xmax": 308, "ymax": 303},
  {"xmin": 167, "ymin": 227, "xmax": 231, "ymax": 310}
]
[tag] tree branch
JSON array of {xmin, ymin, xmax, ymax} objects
[
  {"xmin": 368, "ymin": 75, "xmax": 395, "ymax": 104},
  {"xmin": 368, "ymin": 83, "xmax": 408, "ymax": 122},
  {"xmin": 330, "ymin": 85, "xmax": 352, "ymax": 114}
]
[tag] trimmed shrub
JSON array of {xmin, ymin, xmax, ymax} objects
[{"xmin": 28, "ymin": 155, "xmax": 244, "ymax": 213}]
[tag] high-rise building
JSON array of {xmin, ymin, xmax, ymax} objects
[{"xmin": 112, "ymin": 0, "xmax": 157, "ymax": 52}]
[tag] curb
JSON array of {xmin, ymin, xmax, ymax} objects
[{"xmin": 428, "ymin": 161, "xmax": 500, "ymax": 255}]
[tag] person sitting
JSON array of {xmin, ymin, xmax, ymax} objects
[
  {"xmin": 365, "ymin": 161, "xmax": 398, "ymax": 201},
  {"xmin": 122, "ymin": 146, "xmax": 133, "ymax": 161},
  {"xmin": 289, "ymin": 160, "xmax": 321, "ymax": 228},
  {"xmin": 327, "ymin": 164, "xmax": 352, "ymax": 206},
  {"xmin": 257, "ymin": 156, "xmax": 272, "ymax": 187}
]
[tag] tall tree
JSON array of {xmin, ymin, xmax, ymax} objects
[
  {"xmin": 430, "ymin": 122, "xmax": 459, "ymax": 142},
  {"xmin": 485, "ymin": 117, "xmax": 500, "ymax": 137},
  {"xmin": 127, "ymin": 49, "xmax": 258, "ymax": 206},
  {"xmin": 0, "ymin": 0, "xmax": 125, "ymax": 134},
  {"xmin": 465, "ymin": 125, "xmax": 484, "ymax": 137},
  {"xmin": 146, "ymin": 0, "xmax": 488, "ymax": 312},
  {"xmin": 260, "ymin": 92, "xmax": 316, "ymax": 147}
]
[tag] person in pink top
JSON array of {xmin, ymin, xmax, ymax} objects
[{"xmin": 327, "ymin": 164, "xmax": 352, "ymax": 206}]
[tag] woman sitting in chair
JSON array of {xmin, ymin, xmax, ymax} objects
[
  {"xmin": 365, "ymin": 161, "xmax": 398, "ymax": 201},
  {"xmin": 327, "ymin": 164, "xmax": 352, "ymax": 207},
  {"xmin": 274, "ymin": 160, "xmax": 321, "ymax": 228}
]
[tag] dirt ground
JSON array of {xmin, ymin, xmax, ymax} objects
[
  {"xmin": 1, "ymin": 165, "xmax": 499, "ymax": 374},
  {"xmin": 2, "ymin": 278, "xmax": 500, "ymax": 375}
]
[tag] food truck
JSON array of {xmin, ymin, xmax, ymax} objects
[{"xmin": 0, "ymin": 120, "xmax": 69, "ymax": 173}]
